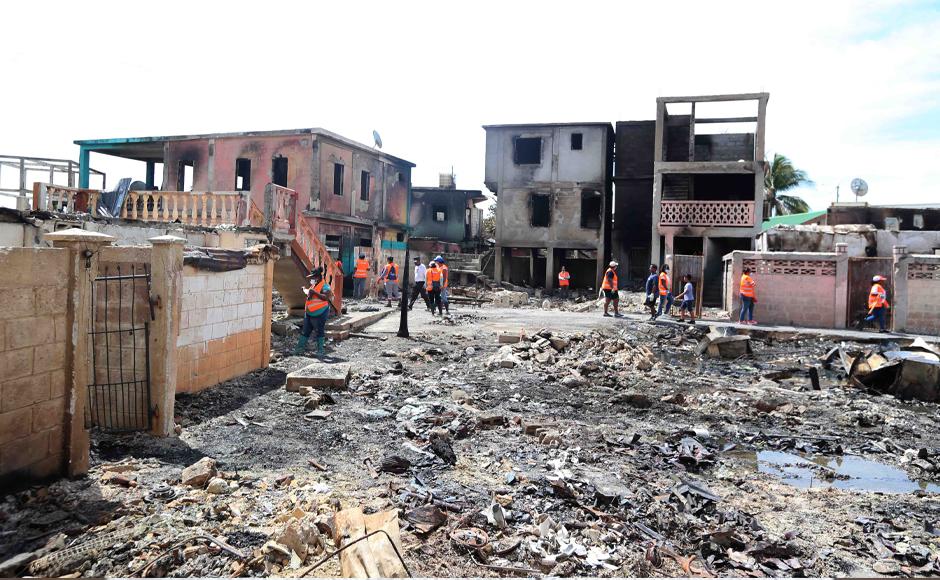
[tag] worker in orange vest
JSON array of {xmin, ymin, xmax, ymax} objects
[
  {"xmin": 425, "ymin": 261, "xmax": 444, "ymax": 315},
  {"xmin": 378, "ymin": 256, "xmax": 400, "ymax": 307},
  {"xmin": 352, "ymin": 254, "xmax": 370, "ymax": 299},
  {"xmin": 434, "ymin": 256, "xmax": 450, "ymax": 314},
  {"xmin": 294, "ymin": 267, "xmax": 333, "ymax": 357},
  {"xmin": 863, "ymin": 275, "xmax": 890, "ymax": 332},
  {"xmin": 654, "ymin": 264, "xmax": 673, "ymax": 319},
  {"xmin": 558, "ymin": 266, "xmax": 571, "ymax": 299},
  {"xmin": 739, "ymin": 266, "xmax": 757, "ymax": 325},
  {"xmin": 601, "ymin": 261, "xmax": 623, "ymax": 318}
]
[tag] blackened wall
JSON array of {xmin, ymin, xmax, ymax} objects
[{"xmin": 614, "ymin": 121, "xmax": 655, "ymax": 281}]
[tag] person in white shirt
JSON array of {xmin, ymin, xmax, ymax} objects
[
  {"xmin": 408, "ymin": 257, "xmax": 430, "ymax": 310},
  {"xmin": 677, "ymin": 274, "xmax": 696, "ymax": 325}
]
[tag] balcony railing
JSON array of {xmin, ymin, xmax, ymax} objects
[{"xmin": 659, "ymin": 200, "xmax": 755, "ymax": 227}]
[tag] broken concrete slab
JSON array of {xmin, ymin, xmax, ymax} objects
[
  {"xmin": 286, "ymin": 362, "xmax": 351, "ymax": 391},
  {"xmin": 497, "ymin": 332, "xmax": 524, "ymax": 344},
  {"xmin": 181, "ymin": 457, "xmax": 217, "ymax": 487}
]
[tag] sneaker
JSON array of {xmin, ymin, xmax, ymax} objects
[
  {"xmin": 603, "ymin": 313, "xmax": 612, "ymax": 317},
  {"xmin": 614, "ymin": 313, "xmax": 624, "ymax": 318},
  {"xmin": 687, "ymin": 320, "xmax": 695, "ymax": 325},
  {"xmin": 748, "ymin": 320, "xmax": 758, "ymax": 325},
  {"xmin": 879, "ymin": 329, "xmax": 890, "ymax": 333}
]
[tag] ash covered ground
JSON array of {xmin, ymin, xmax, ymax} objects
[{"xmin": 2, "ymin": 304, "xmax": 940, "ymax": 577}]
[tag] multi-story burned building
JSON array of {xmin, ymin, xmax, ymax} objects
[
  {"xmin": 409, "ymin": 174, "xmax": 486, "ymax": 255},
  {"xmin": 483, "ymin": 123, "xmax": 614, "ymax": 289},
  {"xmin": 73, "ymin": 128, "xmax": 415, "ymax": 305}
]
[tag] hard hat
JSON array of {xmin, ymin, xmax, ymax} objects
[
  {"xmin": 609, "ymin": 261, "xmax": 618, "ymax": 267},
  {"xmin": 873, "ymin": 275, "xmax": 886, "ymax": 282},
  {"xmin": 434, "ymin": 255, "xmax": 445, "ymax": 263}
]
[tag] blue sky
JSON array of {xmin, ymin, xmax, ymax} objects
[{"xmin": 1, "ymin": 0, "xmax": 938, "ymax": 211}]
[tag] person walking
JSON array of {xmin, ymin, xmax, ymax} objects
[
  {"xmin": 739, "ymin": 266, "xmax": 757, "ymax": 325},
  {"xmin": 293, "ymin": 267, "xmax": 333, "ymax": 357},
  {"xmin": 863, "ymin": 275, "xmax": 890, "ymax": 332},
  {"xmin": 602, "ymin": 261, "xmax": 623, "ymax": 318},
  {"xmin": 558, "ymin": 266, "xmax": 571, "ymax": 299},
  {"xmin": 434, "ymin": 256, "xmax": 451, "ymax": 314},
  {"xmin": 655, "ymin": 264, "xmax": 673, "ymax": 319},
  {"xmin": 409, "ymin": 257, "xmax": 429, "ymax": 310},
  {"xmin": 677, "ymin": 274, "xmax": 696, "ymax": 324},
  {"xmin": 426, "ymin": 261, "xmax": 444, "ymax": 315},
  {"xmin": 378, "ymin": 256, "xmax": 400, "ymax": 307},
  {"xmin": 644, "ymin": 264, "xmax": 659, "ymax": 320},
  {"xmin": 353, "ymin": 254, "xmax": 370, "ymax": 299}
]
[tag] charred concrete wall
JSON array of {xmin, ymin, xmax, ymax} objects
[
  {"xmin": 176, "ymin": 263, "xmax": 271, "ymax": 394},
  {"xmin": 614, "ymin": 121, "xmax": 655, "ymax": 280},
  {"xmin": 828, "ymin": 205, "xmax": 940, "ymax": 231},
  {"xmin": 761, "ymin": 226, "xmax": 940, "ymax": 257}
]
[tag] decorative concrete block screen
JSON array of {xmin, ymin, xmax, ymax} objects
[
  {"xmin": 176, "ymin": 264, "xmax": 267, "ymax": 393},
  {"xmin": 660, "ymin": 200, "xmax": 755, "ymax": 227},
  {"xmin": 903, "ymin": 257, "xmax": 940, "ymax": 336},
  {"xmin": 729, "ymin": 253, "xmax": 840, "ymax": 328},
  {"xmin": 0, "ymin": 248, "xmax": 69, "ymax": 483}
]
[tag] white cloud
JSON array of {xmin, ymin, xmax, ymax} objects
[{"xmin": 1, "ymin": 0, "xmax": 937, "ymax": 210}]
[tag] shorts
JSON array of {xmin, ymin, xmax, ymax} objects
[
  {"xmin": 603, "ymin": 289, "xmax": 617, "ymax": 300},
  {"xmin": 680, "ymin": 299, "xmax": 694, "ymax": 312}
]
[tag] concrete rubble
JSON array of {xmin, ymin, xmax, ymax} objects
[{"xmin": 1, "ymin": 302, "xmax": 940, "ymax": 578}]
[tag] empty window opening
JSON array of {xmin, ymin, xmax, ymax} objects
[
  {"xmin": 177, "ymin": 160, "xmax": 194, "ymax": 191},
  {"xmin": 396, "ymin": 232, "xmax": 405, "ymax": 242},
  {"xmin": 359, "ymin": 237, "xmax": 372, "ymax": 248},
  {"xmin": 571, "ymin": 133, "xmax": 583, "ymax": 150},
  {"xmin": 272, "ymin": 157, "xmax": 288, "ymax": 187},
  {"xmin": 396, "ymin": 171, "xmax": 406, "ymax": 184},
  {"xmin": 531, "ymin": 194, "xmax": 551, "ymax": 227},
  {"xmin": 235, "ymin": 158, "xmax": 251, "ymax": 191},
  {"xmin": 433, "ymin": 206, "xmax": 448, "ymax": 222},
  {"xmin": 324, "ymin": 234, "xmax": 342, "ymax": 250},
  {"xmin": 513, "ymin": 137, "xmax": 542, "ymax": 165},
  {"xmin": 360, "ymin": 170, "xmax": 370, "ymax": 201},
  {"xmin": 581, "ymin": 190, "xmax": 602, "ymax": 229},
  {"xmin": 333, "ymin": 163, "xmax": 344, "ymax": 196}
]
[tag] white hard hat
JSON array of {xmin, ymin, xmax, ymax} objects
[
  {"xmin": 873, "ymin": 275, "xmax": 886, "ymax": 282},
  {"xmin": 609, "ymin": 261, "xmax": 618, "ymax": 267}
]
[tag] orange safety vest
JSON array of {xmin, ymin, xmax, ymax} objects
[
  {"xmin": 382, "ymin": 263, "xmax": 398, "ymax": 281},
  {"xmin": 353, "ymin": 259, "xmax": 370, "ymax": 279},
  {"xmin": 558, "ymin": 271, "xmax": 570, "ymax": 287},
  {"xmin": 740, "ymin": 274, "xmax": 756, "ymax": 298},
  {"xmin": 426, "ymin": 267, "xmax": 442, "ymax": 291},
  {"xmin": 602, "ymin": 268, "xmax": 618, "ymax": 291},
  {"xmin": 868, "ymin": 283, "xmax": 889, "ymax": 309},
  {"xmin": 305, "ymin": 280, "xmax": 329, "ymax": 314},
  {"xmin": 440, "ymin": 264, "xmax": 449, "ymax": 288},
  {"xmin": 658, "ymin": 272, "xmax": 670, "ymax": 296}
]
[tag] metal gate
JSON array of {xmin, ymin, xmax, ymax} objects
[
  {"xmin": 670, "ymin": 254, "xmax": 704, "ymax": 317},
  {"xmin": 847, "ymin": 257, "xmax": 893, "ymax": 329},
  {"xmin": 86, "ymin": 263, "xmax": 154, "ymax": 431}
]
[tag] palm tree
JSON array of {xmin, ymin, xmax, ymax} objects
[{"xmin": 764, "ymin": 154, "xmax": 812, "ymax": 216}]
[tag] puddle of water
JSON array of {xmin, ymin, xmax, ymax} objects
[{"xmin": 738, "ymin": 450, "xmax": 940, "ymax": 494}]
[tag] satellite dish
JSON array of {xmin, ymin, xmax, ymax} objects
[
  {"xmin": 372, "ymin": 130, "xmax": 383, "ymax": 149},
  {"xmin": 850, "ymin": 178, "xmax": 868, "ymax": 200}
]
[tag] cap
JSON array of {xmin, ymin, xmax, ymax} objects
[
  {"xmin": 873, "ymin": 275, "xmax": 886, "ymax": 282},
  {"xmin": 306, "ymin": 267, "xmax": 323, "ymax": 279},
  {"xmin": 609, "ymin": 261, "xmax": 618, "ymax": 267},
  {"xmin": 434, "ymin": 255, "xmax": 445, "ymax": 263}
]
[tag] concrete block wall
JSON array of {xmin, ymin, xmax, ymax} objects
[
  {"xmin": 176, "ymin": 264, "xmax": 268, "ymax": 393},
  {"xmin": 0, "ymin": 247, "xmax": 69, "ymax": 482},
  {"xmin": 724, "ymin": 251, "xmax": 846, "ymax": 328},
  {"xmin": 896, "ymin": 254, "xmax": 940, "ymax": 335}
]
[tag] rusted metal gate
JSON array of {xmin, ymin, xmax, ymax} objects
[
  {"xmin": 670, "ymin": 254, "xmax": 704, "ymax": 317},
  {"xmin": 847, "ymin": 257, "xmax": 893, "ymax": 329},
  {"xmin": 86, "ymin": 263, "xmax": 154, "ymax": 431}
]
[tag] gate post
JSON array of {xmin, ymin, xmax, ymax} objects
[
  {"xmin": 44, "ymin": 228, "xmax": 115, "ymax": 477},
  {"xmin": 892, "ymin": 245, "xmax": 910, "ymax": 332},
  {"xmin": 834, "ymin": 243, "xmax": 850, "ymax": 328},
  {"xmin": 148, "ymin": 235, "xmax": 186, "ymax": 437}
]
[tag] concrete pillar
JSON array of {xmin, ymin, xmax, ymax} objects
[
  {"xmin": 663, "ymin": 232, "xmax": 675, "ymax": 268},
  {"xmin": 145, "ymin": 161, "xmax": 156, "ymax": 189},
  {"xmin": 545, "ymin": 247, "xmax": 555, "ymax": 291},
  {"xmin": 261, "ymin": 259, "xmax": 274, "ymax": 369},
  {"xmin": 834, "ymin": 243, "xmax": 850, "ymax": 328},
  {"xmin": 494, "ymin": 246, "xmax": 503, "ymax": 283},
  {"xmin": 892, "ymin": 245, "xmax": 909, "ymax": 332},
  {"xmin": 148, "ymin": 235, "xmax": 186, "ymax": 437},
  {"xmin": 650, "ymin": 173, "xmax": 663, "ymax": 267},
  {"xmin": 44, "ymin": 228, "xmax": 115, "ymax": 477},
  {"xmin": 529, "ymin": 249, "xmax": 536, "ymax": 286},
  {"xmin": 78, "ymin": 147, "xmax": 90, "ymax": 189}
]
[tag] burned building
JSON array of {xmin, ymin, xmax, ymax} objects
[
  {"xmin": 73, "ymin": 128, "xmax": 415, "ymax": 305},
  {"xmin": 409, "ymin": 174, "xmax": 486, "ymax": 255},
  {"xmin": 650, "ymin": 93, "xmax": 769, "ymax": 305},
  {"xmin": 483, "ymin": 123, "xmax": 614, "ymax": 289},
  {"xmin": 613, "ymin": 121, "xmax": 656, "ymax": 283}
]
